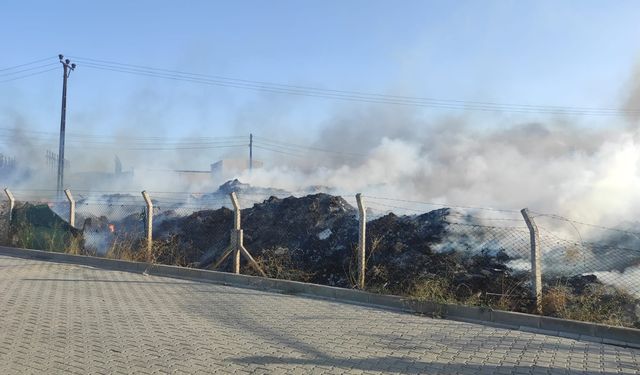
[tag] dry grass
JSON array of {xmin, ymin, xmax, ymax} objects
[
  {"xmin": 252, "ymin": 247, "xmax": 314, "ymax": 282},
  {"xmin": 346, "ymin": 234, "xmax": 384, "ymax": 289},
  {"xmin": 410, "ymin": 276, "xmax": 457, "ymax": 304},
  {"xmin": 543, "ymin": 283, "xmax": 637, "ymax": 327},
  {"xmin": 105, "ymin": 234, "xmax": 147, "ymax": 262}
]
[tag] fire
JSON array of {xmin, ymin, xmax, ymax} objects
[{"xmin": 108, "ymin": 224, "xmax": 115, "ymax": 233}]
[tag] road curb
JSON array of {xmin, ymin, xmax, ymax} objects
[{"xmin": 1, "ymin": 246, "xmax": 639, "ymax": 348}]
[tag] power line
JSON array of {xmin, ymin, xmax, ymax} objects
[
  {"xmin": 0, "ymin": 67, "xmax": 58, "ymax": 84},
  {"xmin": 3, "ymin": 55, "xmax": 638, "ymax": 116},
  {"xmin": 69, "ymin": 56, "xmax": 640, "ymax": 117},
  {"xmin": 0, "ymin": 127, "xmax": 246, "ymax": 141},
  {"xmin": 0, "ymin": 56, "xmax": 57, "ymax": 72},
  {"xmin": 63, "ymin": 144, "xmax": 247, "ymax": 151},
  {"xmin": 0, "ymin": 135, "xmax": 248, "ymax": 147},
  {"xmin": 0, "ymin": 62, "xmax": 58, "ymax": 77},
  {"xmin": 252, "ymin": 144, "xmax": 306, "ymax": 157},
  {"xmin": 253, "ymin": 136, "xmax": 367, "ymax": 158}
]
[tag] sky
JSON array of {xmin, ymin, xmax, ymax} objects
[
  {"xmin": 2, "ymin": 0, "xmax": 640, "ymax": 220},
  {"xmin": 2, "ymin": 1, "xmax": 639, "ymax": 135}
]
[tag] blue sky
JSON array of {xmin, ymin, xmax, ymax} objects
[{"xmin": 1, "ymin": 0, "xmax": 640, "ymax": 165}]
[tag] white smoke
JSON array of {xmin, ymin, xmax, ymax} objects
[{"xmin": 238, "ymin": 116, "xmax": 640, "ymax": 229}]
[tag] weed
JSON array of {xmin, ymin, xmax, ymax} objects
[
  {"xmin": 410, "ymin": 276, "xmax": 457, "ymax": 304},
  {"xmin": 543, "ymin": 282, "xmax": 637, "ymax": 327},
  {"xmin": 105, "ymin": 234, "xmax": 146, "ymax": 262},
  {"xmin": 251, "ymin": 247, "xmax": 314, "ymax": 282}
]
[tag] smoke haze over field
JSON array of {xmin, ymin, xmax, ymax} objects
[
  {"xmin": 237, "ymin": 110, "xmax": 637, "ymax": 228},
  {"xmin": 3, "ymin": 87, "xmax": 640, "ymax": 231},
  {"xmin": 3, "ymin": 54, "xmax": 640, "ymax": 232}
]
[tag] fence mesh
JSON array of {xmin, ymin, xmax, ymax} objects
[
  {"xmin": 152, "ymin": 195, "xmax": 233, "ymax": 268},
  {"xmin": 529, "ymin": 214, "xmax": 640, "ymax": 327},
  {"xmin": 1, "ymin": 189, "xmax": 639, "ymax": 327},
  {"xmin": 76, "ymin": 202, "xmax": 146, "ymax": 259}
]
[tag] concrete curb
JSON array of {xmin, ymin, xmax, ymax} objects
[{"xmin": 1, "ymin": 246, "xmax": 639, "ymax": 348}]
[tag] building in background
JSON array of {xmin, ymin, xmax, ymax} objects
[{"xmin": 210, "ymin": 159, "xmax": 263, "ymax": 183}]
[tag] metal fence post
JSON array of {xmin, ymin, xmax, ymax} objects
[
  {"xmin": 211, "ymin": 192, "xmax": 265, "ymax": 277},
  {"xmin": 356, "ymin": 193, "xmax": 366, "ymax": 289},
  {"xmin": 142, "ymin": 191, "xmax": 153, "ymax": 262},
  {"xmin": 4, "ymin": 188, "xmax": 14, "ymax": 224},
  {"xmin": 64, "ymin": 189, "xmax": 75, "ymax": 228},
  {"xmin": 230, "ymin": 192, "xmax": 241, "ymax": 274},
  {"xmin": 4, "ymin": 188, "xmax": 15, "ymax": 242},
  {"xmin": 521, "ymin": 208, "xmax": 542, "ymax": 314}
]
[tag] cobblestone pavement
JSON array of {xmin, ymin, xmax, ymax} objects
[{"xmin": 0, "ymin": 255, "xmax": 638, "ymax": 374}]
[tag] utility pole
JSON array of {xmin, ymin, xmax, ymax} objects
[
  {"xmin": 56, "ymin": 54, "xmax": 76, "ymax": 198},
  {"xmin": 249, "ymin": 133, "xmax": 253, "ymax": 173}
]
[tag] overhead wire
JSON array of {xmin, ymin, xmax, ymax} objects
[
  {"xmin": 2, "ymin": 55, "xmax": 639, "ymax": 116},
  {"xmin": 0, "ymin": 56, "xmax": 57, "ymax": 72},
  {"xmin": 0, "ymin": 67, "xmax": 58, "ymax": 84},
  {"xmin": 68, "ymin": 56, "xmax": 639, "ymax": 116},
  {"xmin": 253, "ymin": 135, "xmax": 366, "ymax": 158},
  {"xmin": 252, "ymin": 144, "xmax": 306, "ymax": 157},
  {"xmin": 0, "ymin": 62, "xmax": 58, "ymax": 77},
  {"xmin": 0, "ymin": 127, "xmax": 246, "ymax": 141}
]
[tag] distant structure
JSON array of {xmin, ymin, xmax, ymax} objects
[
  {"xmin": 45, "ymin": 150, "xmax": 70, "ymax": 175},
  {"xmin": 0, "ymin": 153, "xmax": 16, "ymax": 172},
  {"xmin": 67, "ymin": 155, "xmax": 133, "ymax": 189},
  {"xmin": 210, "ymin": 159, "xmax": 263, "ymax": 182},
  {"xmin": 115, "ymin": 156, "xmax": 123, "ymax": 174}
]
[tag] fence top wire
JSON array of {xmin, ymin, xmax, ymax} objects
[
  {"xmin": 531, "ymin": 211, "xmax": 640, "ymax": 237},
  {"xmin": 77, "ymin": 202, "xmax": 145, "ymax": 208},
  {"xmin": 537, "ymin": 224, "xmax": 640, "ymax": 255},
  {"xmin": 360, "ymin": 195, "xmax": 522, "ymax": 214},
  {"xmin": 9, "ymin": 188, "xmax": 638, "ymax": 238},
  {"xmin": 365, "ymin": 198, "xmax": 526, "ymax": 226}
]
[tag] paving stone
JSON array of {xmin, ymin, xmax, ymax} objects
[{"xmin": 0, "ymin": 255, "xmax": 639, "ymax": 374}]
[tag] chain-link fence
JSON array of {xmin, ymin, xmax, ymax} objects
[
  {"xmin": 1, "ymin": 188, "xmax": 639, "ymax": 327},
  {"xmin": 360, "ymin": 198, "xmax": 536, "ymax": 311},
  {"xmin": 530, "ymin": 213, "xmax": 640, "ymax": 327},
  {"xmin": 76, "ymin": 201, "xmax": 146, "ymax": 259},
  {"xmin": 151, "ymin": 194, "xmax": 233, "ymax": 268}
]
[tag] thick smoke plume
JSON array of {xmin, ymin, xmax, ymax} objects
[{"xmin": 240, "ymin": 110, "xmax": 638, "ymax": 229}]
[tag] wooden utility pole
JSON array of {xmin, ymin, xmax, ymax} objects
[{"xmin": 56, "ymin": 54, "xmax": 76, "ymax": 198}]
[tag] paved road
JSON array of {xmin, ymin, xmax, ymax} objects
[{"xmin": 0, "ymin": 255, "xmax": 638, "ymax": 374}]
